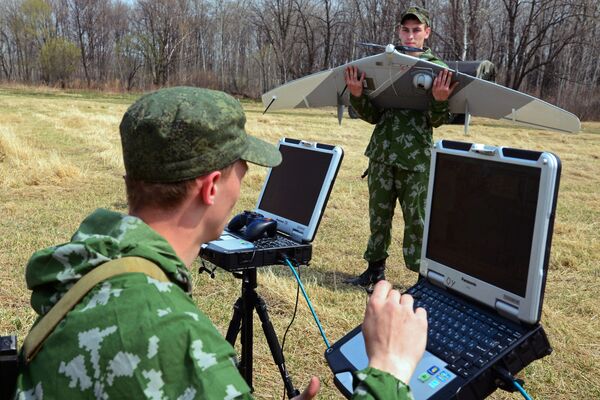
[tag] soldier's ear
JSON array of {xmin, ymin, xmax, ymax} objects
[{"xmin": 196, "ymin": 171, "xmax": 221, "ymax": 206}]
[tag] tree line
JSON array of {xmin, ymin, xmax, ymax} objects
[{"xmin": 1, "ymin": 0, "xmax": 598, "ymax": 120}]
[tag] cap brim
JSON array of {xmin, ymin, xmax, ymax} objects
[
  {"xmin": 241, "ymin": 135, "xmax": 282, "ymax": 168},
  {"xmin": 401, "ymin": 13, "xmax": 428, "ymax": 25}
]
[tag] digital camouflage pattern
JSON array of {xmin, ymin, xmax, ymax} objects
[
  {"xmin": 400, "ymin": 6, "xmax": 431, "ymax": 27},
  {"xmin": 15, "ymin": 209, "xmax": 413, "ymax": 399},
  {"xmin": 120, "ymin": 87, "xmax": 281, "ymax": 183},
  {"xmin": 364, "ymin": 161, "xmax": 429, "ymax": 270},
  {"xmin": 350, "ymin": 49, "xmax": 451, "ymax": 271},
  {"xmin": 353, "ymin": 367, "xmax": 414, "ymax": 400},
  {"xmin": 16, "ymin": 208, "xmax": 252, "ymax": 399}
]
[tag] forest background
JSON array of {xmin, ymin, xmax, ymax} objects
[{"xmin": 1, "ymin": 0, "xmax": 599, "ymax": 120}]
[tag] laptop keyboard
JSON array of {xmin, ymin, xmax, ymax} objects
[
  {"xmin": 406, "ymin": 283, "xmax": 523, "ymax": 378},
  {"xmin": 253, "ymin": 235, "xmax": 299, "ymax": 249}
]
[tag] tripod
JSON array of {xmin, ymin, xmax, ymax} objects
[{"xmin": 225, "ymin": 268, "xmax": 300, "ymax": 399}]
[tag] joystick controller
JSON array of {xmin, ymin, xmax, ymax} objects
[{"xmin": 228, "ymin": 211, "xmax": 277, "ymax": 241}]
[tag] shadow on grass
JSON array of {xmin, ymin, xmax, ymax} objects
[{"xmin": 253, "ymin": 263, "xmax": 412, "ymax": 294}]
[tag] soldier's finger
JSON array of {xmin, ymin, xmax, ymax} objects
[
  {"xmin": 415, "ymin": 307, "xmax": 427, "ymax": 320},
  {"xmin": 399, "ymin": 293, "xmax": 414, "ymax": 309},
  {"xmin": 439, "ymin": 70, "xmax": 447, "ymax": 86},
  {"xmin": 445, "ymin": 71, "xmax": 453, "ymax": 86},
  {"xmin": 433, "ymin": 73, "xmax": 441, "ymax": 88}
]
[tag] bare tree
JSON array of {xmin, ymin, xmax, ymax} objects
[
  {"xmin": 0, "ymin": 0, "xmax": 598, "ymax": 119},
  {"xmin": 3, "ymin": 0, "xmax": 54, "ymax": 81},
  {"xmin": 351, "ymin": 0, "xmax": 405, "ymax": 46},
  {"xmin": 495, "ymin": 0, "xmax": 580, "ymax": 90},
  {"xmin": 314, "ymin": 0, "xmax": 348, "ymax": 70},
  {"xmin": 132, "ymin": 0, "xmax": 192, "ymax": 86},
  {"xmin": 251, "ymin": 0, "xmax": 299, "ymax": 83},
  {"xmin": 0, "ymin": 1, "xmax": 16, "ymax": 80}
]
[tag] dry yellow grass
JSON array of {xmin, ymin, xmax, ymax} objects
[
  {"xmin": 0, "ymin": 126, "xmax": 83, "ymax": 187},
  {"xmin": 1, "ymin": 85, "xmax": 599, "ymax": 399}
]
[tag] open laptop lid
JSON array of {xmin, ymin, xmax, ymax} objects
[
  {"xmin": 421, "ymin": 140, "xmax": 561, "ymax": 325},
  {"xmin": 253, "ymin": 138, "xmax": 343, "ymax": 243}
]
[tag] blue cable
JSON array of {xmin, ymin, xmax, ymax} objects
[
  {"xmin": 283, "ymin": 257, "xmax": 331, "ymax": 348},
  {"xmin": 513, "ymin": 380, "xmax": 533, "ymax": 400}
]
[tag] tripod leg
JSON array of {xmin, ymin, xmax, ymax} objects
[
  {"xmin": 255, "ymin": 296, "xmax": 300, "ymax": 399},
  {"xmin": 240, "ymin": 271, "xmax": 256, "ymax": 389},
  {"xmin": 225, "ymin": 298, "xmax": 243, "ymax": 346}
]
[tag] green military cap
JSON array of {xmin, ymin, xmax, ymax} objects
[
  {"xmin": 119, "ymin": 86, "xmax": 281, "ymax": 183},
  {"xmin": 401, "ymin": 5, "xmax": 431, "ymax": 27}
]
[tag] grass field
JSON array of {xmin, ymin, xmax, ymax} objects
[{"xmin": 1, "ymin": 85, "xmax": 598, "ymax": 399}]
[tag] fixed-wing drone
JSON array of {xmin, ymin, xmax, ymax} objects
[{"xmin": 261, "ymin": 44, "xmax": 580, "ymax": 134}]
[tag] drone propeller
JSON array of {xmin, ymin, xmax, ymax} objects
[
  {"xmin": 356, "ymin": 42, "xmax": 386, "ymax": 50},
  {"xmin": 395, "ymin": 44, "xmax": 425, "ymax": 53},
  {"xmin": 356, "ymin": 42, "xmax": 424, "ymax": 54}
]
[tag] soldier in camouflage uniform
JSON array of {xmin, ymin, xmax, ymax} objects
[
  {"xmin": 345, "ymin": 6, "xmax": 457, "ymax": 286},
  {"xmin": 15, "ymin": 87, "xmax": 428, "ymax": 399}
]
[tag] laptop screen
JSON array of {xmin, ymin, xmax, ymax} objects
[
  {"xmin": 258, "ymin": 145, "xmax": 333, "ymax": 226},
  {"xmin": 426, "ymin": 153, "xmax": 541, "ymax": 297},
  {"xmin": 255, "ymin": 139, "xmax": 343, "ymax": 243}
]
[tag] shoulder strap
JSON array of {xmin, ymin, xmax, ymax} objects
[{"xmin": 23, "ymin": 256, "xmax": 169, "ymax": 363}]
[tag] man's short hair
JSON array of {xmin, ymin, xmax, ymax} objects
[
  {"xmin": 124, "ymin": 177, "xmax": 196, "ymax": 212},
  {"xmin": 124, "ymin": 164, "xmax": 235, "ymax": 212},
  {"xmin": 119, "ymin": 87, "xmax": 281, "ymax": 184},
  {"xmin": 400, "ymin": 5, "xmax": 431, "ymax": 27}
]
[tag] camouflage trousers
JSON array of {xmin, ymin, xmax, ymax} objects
[{"xmin": 364, "ymin": 160, "xmax": 429, "ymax": 272}]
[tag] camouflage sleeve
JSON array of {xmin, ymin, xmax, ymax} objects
[
  {"xmin": 351, "ymin": 367, "xmax": 414, "ymax": 400},
  {"xmin": 428, "ymin": 99, "xmax": 452, "ymax": 128},
  {"xmin": 350, "ymin": 94, "xmax": 383, "ymax": 124}
]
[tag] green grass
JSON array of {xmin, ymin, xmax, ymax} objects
[
  {"xmin": 0, "ymin": 85, "xmax": 140, "ymax": 104},
  {"xmin": 1, "ymin": 86, "xmax": 599, "ymax": 399}
]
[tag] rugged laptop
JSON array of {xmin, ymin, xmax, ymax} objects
[
  {"xmin": 326, "ymin": 139, "xmax": 559, "ymax": 399},
  {"xmin": 200, "ymin": 138, "xmax": 343, "ymax": 271}
]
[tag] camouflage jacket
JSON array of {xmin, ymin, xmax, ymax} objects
[
  {"xmin": 350, "ymin": 49, "xmax": 451, "ymax": 172},
  {"xmin": 15, "ymin": 209, "xmax": 413, "ymax": 399}
]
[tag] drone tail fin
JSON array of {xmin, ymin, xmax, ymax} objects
[
  {"xmin": 464, "ymin": 101, "xmax": 472, "ymax": 136},
  {"xmin": 263, "ymin": 96, "xmax": 277, "ymax": 114},
  {"xmin": 337, "ymin": 87, "xmax": 349, "ymax": 125},
  {"xmin": 337, "ymin": 93, "xmax": 344, "ymax": 125}
]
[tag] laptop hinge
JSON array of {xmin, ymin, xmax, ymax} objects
[
  {"xmin": 291, "ymin": 229, "xmax": 304, "ymax": 243},
  {"xmin": 495, "ymin": 299, "xmax": 520, "ymax": 323},
  {"xmin": 427, "ymin": 270, "xmax": 445, "ymax": 289}
]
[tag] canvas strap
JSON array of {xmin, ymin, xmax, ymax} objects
[{"xmin": 23, "ymin": 256, "xmax": 169, "ymax": 363}]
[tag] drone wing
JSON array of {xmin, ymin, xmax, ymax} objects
[
  {"xmin": 261, "ymin": 51, "xmax": 422, "ymax": 111},
  {"xmin": 262, "ymin": 49, "xmax": 580, "ymax": 133}
]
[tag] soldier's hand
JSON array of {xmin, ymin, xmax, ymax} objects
[
  {"xmin": 432, "ymin": 69, "xmax": 459, "ymax": 101},
  {"xmin": 292, "ymin": 376, "xmax": 320, "ymax": 400},
  {"xmin": 345, "ymin": 66, "xmax": 365, "ymax": 97},
  {"xmin": 363, "ymin": 281, "xmax": 428, "ymax": 384}
]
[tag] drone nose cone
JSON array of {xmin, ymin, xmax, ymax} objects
[{"xmin": 385, "ymin": 44, "xmax": 396, "ymax": 54}]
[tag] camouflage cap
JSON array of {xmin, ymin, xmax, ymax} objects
[
  {"xmin": 401, "ymin": 6, "xmax": 431, "ymax": 27},
  {"xmin": 119, "ymin": 87, "xmax": 281, "ymax": 183}
]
